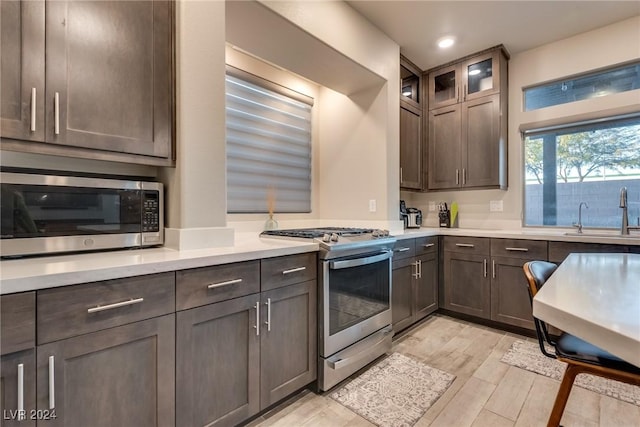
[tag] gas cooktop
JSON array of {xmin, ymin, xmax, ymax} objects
[{"xmin": 260, "ymin": 227, "xmax": 396, "ymax": 257}]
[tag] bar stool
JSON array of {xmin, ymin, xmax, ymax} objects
[{"xmin": 523, "ymin": 260, "xmax": 640, "ymax": 427}]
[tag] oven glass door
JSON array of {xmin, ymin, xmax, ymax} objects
[{"xmin": 327, "ymin": 251, "xmax": 391, "ymax": 336}]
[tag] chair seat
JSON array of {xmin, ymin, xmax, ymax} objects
[{"xmin": 556, "ymin": 333, "xmax": 640, "ymax": 375}]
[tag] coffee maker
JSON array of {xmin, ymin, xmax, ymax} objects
[{"xmin": 400, "ymin": 200, "xmax": 422, "ymax": 229}]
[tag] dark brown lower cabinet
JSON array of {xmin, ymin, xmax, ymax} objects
[
  {"xmin": 36, "ymin": 315, "xmax": 175, "ymax": 427},
  {"xmin": 490, "ymin": 256, "xmax": 535, "ymax": 329},
  {"xmin": 176, "ymin": 281, "xmax": 317, "ymax": 427},
  {"xmin": 1, "ymin": 350, "xmax": 36, "ymax": 427},
  {"xmin": 443, "ymin": 251, "xmax": 490, "ymax": 319},
  {"xmin": 392, "ymin": 237, "xmax": 438, "ymax": 333},
  {"xmin": 177, "ymin": 294, "xmax": 260, "ymax": 427}
]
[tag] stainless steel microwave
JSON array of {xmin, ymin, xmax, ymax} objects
[{"xmin": 1, "ymin": 171, "xmax": 163, "ymax": 257}]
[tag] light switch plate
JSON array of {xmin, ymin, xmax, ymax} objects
[
  {"xmin": 428, "ymin": 201, "xmax": 436, "ymax": 212},
  {"xmin": 369, "ymin": 199, "xmax": 377, "ymax": 212},
  {"xmin": 489, "ymin": 200, "xmax": 503, "ymax": 212}
]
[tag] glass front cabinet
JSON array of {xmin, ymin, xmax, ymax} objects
[{"xmin": 428, "ymin": 48, "xmax": 503, "ymax": 110}]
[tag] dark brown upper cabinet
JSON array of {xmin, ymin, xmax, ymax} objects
[
  {"xmin": 0, "ymin": 0, "xmax": 175, "ymax": 166},
  {"xmin": 400, "ymin": 55, "xmax": 426, "ymax": 191},
  {"xmin": 426, "ymin": 45, "xmax": 509, "ymax": 191}
]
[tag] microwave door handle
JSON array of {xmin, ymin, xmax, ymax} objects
[{"xmin": 329, "ymin": 251, "xmax": 392, "ymax": 270}]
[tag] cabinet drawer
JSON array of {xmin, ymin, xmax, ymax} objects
[
  {"xmin": 491, "ymin": 239, "xmax": 547, "ymax": 259},
  {"xmin": 37, "ymin": 272, "xmax": 175, "ymax": 344},
  {"xmin": 548, "ymin": 241, "xmax": 627, "ymax": 263},
  {"xmin": 392, "ymin": 239, "xmax": 416, "ymax": 260},
  {"xmin": 1, "ymin": 292, "xmax": 35, "ymax": 355},
  {"xmin": 176, "ymin": 260, "xmax": 260, "ymax": 310},
  {"xmin": 261, "ymin": 252, "xmax": 317, "ymax": 291},
  {"xmin": 415, "ymin": 236, "xmax": 438, "ymax": 256},
  {"xmin": 444, "ymin": 236, "xmax": 490, "ymax": 253}
]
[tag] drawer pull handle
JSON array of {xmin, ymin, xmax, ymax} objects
[
  {"xmin": 492, "ymin": 260, "xmax": 496, "ymax": 278},
  {"xmin": 483, "ymin": 259, "xmax": 488, "ymax": 278},
  {"xmin": 17, "ymin": 363, "xmax": 25, "ymax": 420},
  {"xmin": 254, "ymin": 302, "xmax": 260, "ymax": 336},
  {"xmin": 505, "ymin": 247, "xmax": 529, "ymax": 252},
  {"xmin": 396, "ymin": 247, "xmax": 411, "ymax": 252},
  {"xmin": 87, "ymin": 297, "xmax": 144, "ymax": 314},
  {"xmin": 455, "ymin": 243, "xmax": 475, "ymax": 248},
  {"xmin": 422, "ymin": 243, "xmax": 435, "ymax": 248},
  {"xmin": 48, "ymin": 356, "xmax": 55, "ymax": 410},
  {"xmin": 208, "ymin": 278, "xmax": 243, "ymax": 289},
  {"xmin": 282, "ymin": 266, "xmax": 306, "ymax": 275}
]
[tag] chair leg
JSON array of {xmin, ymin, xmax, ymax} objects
[{"xmin": 547, "ymin": 364, "xmax": 580, "ymax": 427}]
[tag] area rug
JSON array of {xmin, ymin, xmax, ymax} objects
[
  {"xmin": 501, "ymin": 340, "xmax": 640, "ymax": 406},
  {"xmin": 330, "ymin": 352, "xmax": 456, "ymax": 427}
]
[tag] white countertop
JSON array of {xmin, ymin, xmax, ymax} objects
[
  {"xmin": 533, "ymin": 253, "xmax": 640, "ymax": 367},
  {"xmin": 0, "ymin": 233, "xmax": 317, "ymax": 295},
  {"xmin": 1, "ymin": 227, "xmax": 638, "ymax": 295}
]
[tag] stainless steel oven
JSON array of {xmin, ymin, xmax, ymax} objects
[
  {"xmin": 260, "ymin": 227, "xmax": 396, "ymax": 391},
  {"xmin": 318, "ymin": 247, "xmax": 394, "ymax": 390}
]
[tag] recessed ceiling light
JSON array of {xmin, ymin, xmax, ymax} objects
[{"xmin": 437, "ymin": 37, "xmax": 455, "ymax": 49}]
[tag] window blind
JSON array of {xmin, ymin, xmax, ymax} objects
[{"xmin": 226, "ymin": 70, "xmax": 312, "ymax": 213}]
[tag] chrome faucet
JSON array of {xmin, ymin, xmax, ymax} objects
[
  {"xmin": 573, "ymin": 202, "xmax": 588, "ymax": 233},
  {"xmin": 620, "ymin": 186, "xmax": 640, "ymax": 235}
]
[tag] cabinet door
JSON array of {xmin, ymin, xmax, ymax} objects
[
  {"xmin": 1, "ymin": 350, "xmax": 36, "ymax": 427},
  {"xmin": 443, "ymin": 251, "xmax": 490, "ymax": 319},
  {"xmin": 415, "ymin": 252, "xmax": 438, "ymax": 321},
  {"xmin": 490, "ymin": 256, "xmax": 535, "ymax": 329},
  {"xmin": 400, "ymin": 106, "xmax": 423, "ymax": 190},
  {"xmin": 392, "ymin": 257, "xmax": 415, "ymax": 332},
  {"xmin": 260, "ymin": 281, "xmax": 317, "ymax": 409},
  {"xmin": 428, "ymin": 64, "xmax": 459, "ymax": 109},
  {"xmin": 36, "ymin": 315, "xmax": 175, "ymax": 427},
  {"xmin": 176, "ymin": 294, "xmax": 260, "ymax": 427},
  {"xmin": 45, "ymin": 1, "xmax": 173, "ymax": 158},
  {"xmin": 428, "ymin": 104, "xmax": 461, "ymax": 190},
  {"xmin": 461, "ymin": 94, "xmax": 502, "ymax": 188},
  {"xmin": 461, "ymin": 50, "xmax": 501, "ymax": 101},
  {"xmin": 0, "ymin": 0, "xmax": 45, "ymax": 141}
]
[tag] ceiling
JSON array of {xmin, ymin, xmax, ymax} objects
[{"xmin": 346, "ymin": 1, "xmax": 640, "ymax": 71}]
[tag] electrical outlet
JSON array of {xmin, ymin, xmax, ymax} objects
[
  {"xmin": 369, "ymin": 199, "xmax": 377, "ymax": 212},
  {"xmin": 428, "ymin": 201, "xmax": 436, "ymax": 212},
  {"xmin": 489, "ymin": 200, "xmax": 503, "ymax": 212}
]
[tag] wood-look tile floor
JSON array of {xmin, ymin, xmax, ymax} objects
[{"xmin": 247, "ymin": 314, "xmax": 640, "ymax": 427}]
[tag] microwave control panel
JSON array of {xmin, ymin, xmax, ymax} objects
[{"xmin": 142, "ymin": 191, "xmax": 160, "ymax": 232}]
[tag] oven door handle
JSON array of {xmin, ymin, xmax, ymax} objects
[{"xmin": 329, "ymin": 251, "xmax": 392, "ymax": 270}]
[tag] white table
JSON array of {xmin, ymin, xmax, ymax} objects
[{"xmin": 533, "ymin": 252, "xmax": 640, "ymax": 368}]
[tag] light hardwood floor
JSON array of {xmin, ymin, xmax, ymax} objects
[{"xmin": 248, "ymin": 314, "xmax": 640, "ymax": 427}]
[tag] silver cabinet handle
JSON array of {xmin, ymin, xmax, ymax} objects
[
  {"xmin": 17, "ymin": 363, "xmax": 25, "ymax": 420},
  {"xmin": 400, "ymin": 167, "xmax": 403, "ymax": 183},
  {"xmin": 396, "ymin": 247, "xmax": 411, "ymax": 252},
  {"xmin": 483, "ymin": 259, "xmax": 488, "ymax": 278},
  {"xmin": 254, "ymin": 301, "xmax": 260, "ymax": 336},
  {"xmin": 30, "ymin": 88, "xmax": 37, "ymax": 132},
  {"xmin": 505, "ymin": 247, "xmax": 529, "ymax": 252},
  {"xmin": 456, "ymin": 169, "xmax": 460, "ymax": 185},
  {"xmin": 455, "ymin": 243, "xmax": 474, "ymax": 248},
  {"xmin": 412, "ymin": 261, "xmax": 420, "ymax": 278},
  {"xmin": 422, "ymin": 243, "xmax": 435, "ymax": 248},
  {"xmin": 87, "ymin": 297, "xmax": 144, "ymax": 314},
  {"xmin": 48, "ymin": 356, "xmax": 55, "ymax": 410},
  {"xmin": 492, "ymin": 260, "xmax": 496, "ymax": 278},
  {"xmin": 462, "ymin": 169, "xmax": 467, "ymax": 185},
  {"xmin": 418, "ymin": 259, "xmax": 423, "ymax": 279},
  {"xmin": 264, "ymin": 298, "xmax": 271, "ymax": 332},
  {"xmin": 208, "ymin": 278, "xmax": 242, "ymax": 289},
  {"xmin": 54, "ymin": 92, "xmax": 60, "ymax": 135},
  {"xmin": 463, "ymin": 84, "xmax": 467, "ymax": 101},
  {"xmin": 282, "ymin": 266, "xmax": 306, "ymax": 275}
]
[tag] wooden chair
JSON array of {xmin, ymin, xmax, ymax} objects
[{"xmin": 523, "ymin": 260, "xmax": 640, "ymax": 427}]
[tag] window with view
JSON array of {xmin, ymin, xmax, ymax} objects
[
  {"xmin": 225, "ymin": 67, "xmax": 313, "ymax": 214},
  {"xmin": 523, "ymin": 116, "xmax": 640, "ymax": 228}
]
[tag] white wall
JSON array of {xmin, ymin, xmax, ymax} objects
[{"xmin": 405, "ymin": 16, "xmax": 640, "ymax": 230}]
